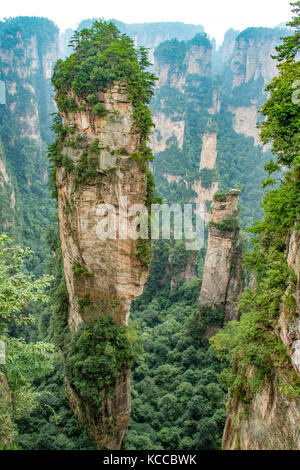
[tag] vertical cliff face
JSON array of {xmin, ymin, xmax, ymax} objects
[
  {"xmin": 57, "ymin": 82, "xmax": 150, "ymax": 330},
  {"xmin": 56, "ymin": 84, "xmax": 151, "ymax": 450},
  {"xmin": 222, "ymin": 230, "xmax": 300, "ymax": 450},
  {"xmin": 228, "ymin": 28, "xmax": 289, "ymax": 150},
  {"xmin": 230, "ymin": 30, "xmax": 281, "ymax": 89},
  {"xmin": 0, "ymin": 17, "xmax": 58, "ymax": 263},
  {"xmin": 199, "ymin": 189, "xmax": 243, "ymax": 322},
  {"xmin": 154, "ymin": 34, "xmax": 212, "ymax": 90},
  {"xmin": 51, "ymin": 21, "xmax": 155, "ymax": 449},
  {"xmin": 152, "ymin": 34, "xmax": 217, "ymax": 225},
  {"xmin": 212, "ymin": 29, "xmax": 240, "ymax": 76},
  {"xmin": 0, "ymin": 370, "xmax": 14, "ymax": 448}
]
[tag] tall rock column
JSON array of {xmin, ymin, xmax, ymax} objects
[
  {"xmin": 199, "ymin": 189, "xmax": 243, "ymax": 323},
  {"xmin": 51, "ymin": 21, "xmax": 155, "ymax": 449}
]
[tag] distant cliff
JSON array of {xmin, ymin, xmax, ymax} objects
[
  {"xmin": 60, "ymin": 19, "xmax": 205, "ymax": 63},
  {"xmin": 0, "ymin": 17, "xmax": 58, "ymax": 268}
]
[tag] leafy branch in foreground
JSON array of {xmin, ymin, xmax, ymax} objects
[{"xmin": 0, "ymin": 234, "xmax": 53, "ymax": 333}]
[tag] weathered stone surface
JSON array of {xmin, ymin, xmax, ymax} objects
[
  {"xmin": 223, "ymin": 379, "xmax": 300, "ymax": 450},
  {"xmin": 229, "ymin": 105, "xmax": 261, "ymax": 147},
  {"xmin": 192, "ymin": 181, "xmax": 219, "ymax": 225},
  {"xmin": 231, "ymin": 37, "xmax": 278, "ymax": 89},
  {"xmin": 199, "ymin": 189, "xmax": 243, "ymax": 322},
  {"xmin": 65, "ymin": 367, "xmax": 131, "ymax": 450},
  {"xmin": 151, "ymin": 112, "xmax": 185, "ymax": 153},
  {"xmin": 57, "ymin": 82, "xmax": 150, "ymax": 449},
  {"xmin": 185, "ymin": 45, "xmax": 211, "ymax": 77},
  {"xmin": 223, "ymin": 230, "xmax": 300, "ymax": 450},
  {"xmin": 199, "ymin": 132, "xmax": 218, "ymax": 170},
  {"xmin": 0, "ymin": 371, "xmax": 15, "ymax": 448},
  {"xmin": 168, "ymin": 252, "xmax": 198, "ymax": 291}
]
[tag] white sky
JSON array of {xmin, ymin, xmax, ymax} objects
[{"xmin": 0, "ymin": 0, "xmax": 293, "ymax": 45}]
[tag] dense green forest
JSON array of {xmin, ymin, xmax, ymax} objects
[{"xmin": 0, "ymin": 5, "xmax": 299, "ymax": 451}]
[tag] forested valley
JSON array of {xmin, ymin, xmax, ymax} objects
[{"xmin": 0, "ymin": 2, "xmax": 299, "ymax": 451}]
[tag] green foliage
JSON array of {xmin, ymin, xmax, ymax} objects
[
  {"xmin": 151, "ymin": 86, "xmax": 186, "ymax": 119},
  {"xmin": 210, "ymin": 217, "xmax": 239, "ymax": 232},
  {"xmin": 92, "ymin": 102, "xmax": 108, "ymax": 116},
  {"xmin": 72, "ymin": 262, "xmax": 92, "ymax": 277},
  {"xmin": 65, "ymin": 317, "xmax": 140, "ymax": 411},
  {"xmin": 213, "ymin": 192, "xmax": 227, "ymax": 202},
  {"xmin": 125, "ymin": 277, "xmax": 226, "ymax": 450},
  {"xmin": 237, "ymin": 27, "xmax": 288, "ymax": 43},
  {"xmin": 15, "ymin": 360, "xmax": 95, "ymax": 450},
  {"xmin": 154, "ymin": 39, "xmax": 187, "ymax": 69},
  {"xmin": 199, "ymin": 306, "xmax": 225, "ymax": 327},
  {"xmin": 275, "ymin": 2, "xmax": 300, "ymax": 62},
  {"xmin": 200, "ymin": 168, "xmax": 218, "ymax": 188},
  {"xmin": 52, "ymin": 20, "xmax": 156, "ymax": 141},
  {"xmin": 0, "ymin": 234, "xmax": 57, "ymax": 449},
  {"xmin": 134, "ymin": 238, "xmax": 152, "ymax": 266},
  {"xmin": 211, "ymin": 249, "xmax": 299, "ymax": 401},
  {"xmin": 73, "ymin": 151, "xmax": 98, "ymax": 186},
  {"xmin": 260, "ymin": 61, "xmax": 300, "ymax": 166},
  {"xmin": 0, "ymin": 234, "xmax": 52, "ymax": 333},
  {"xmin": 187, "ymin": 33, "xmax": 212, "ymax": 49},
  {"xmin": 215, "ymin": 104, "xmax": 269, "ymax": 228}
]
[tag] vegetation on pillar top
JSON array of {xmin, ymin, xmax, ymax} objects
[{"xmin": 52, "ymin": 19, "xmax": 157, "ymax": 142}]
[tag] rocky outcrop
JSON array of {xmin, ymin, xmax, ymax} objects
[
  {"xmin": 56, "ymin": 82, "xmax": 150, "ymax": 448},
  {"xmin": 185, "ymin": 44, "xmax": 211, "ymax": 77},
  {"xmin": 168, "ymin": 252, "xmax": 198, "ymax": 291},
  {"xmin": 151, "ymin": 113, "xmax": 185, "ymax": 153},
  {"xmin": 279, "ymin": 231, "xmax": 300, "ymax": 375},
  {"xmin": 212, "ymin": 29, "xmax": 240, "ymax": 76},
  {"xmin": 0, "ymin": 370, "xmax": 15, "ymax": 448},
  {"xmin": 154, "ymin": 36, "xmax": 212, "ymax": 90},
  {"xmin": 61, "ymin": 20, "xmax": 205, "ymax": 64},
  {"xmin": 199, "ymin": 132, "xmax": 218, "ymax": 170},
  {"xmin": 229, "ymin": 105, "xmax": 262, "ymax": 147},
  {"xmin": 227, "ymin": 29, "xmax": 287, "ymax": 149},
  {"xmin": 223, "ymin": 379, "xmax": 300, "ymax": 450},
  {"xmin": 223, "ymin": 230, "xmax": 300, "ymax": 450},
  {"xmin": 199, "ymin": 189, "xmax": 243, "ymax": 322},
  {"xmin": 0, "ymin": 24, "xmax": 58, "ymax": 142},
  {"xmin": 230, "ymin": 30, "xmax": 283, "ymax": 89}
]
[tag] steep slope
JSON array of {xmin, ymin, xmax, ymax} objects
[
  {"xmin": 221, "ymin": 229, "xmax": 300, "ymax": 450},
  {"xmin": 50, "ymin": 21, "xmax": 156, "ymax": 449},
  {"xmin": 199, "ymin": 189, "xmax": 243, "ymax": 324},
  {"xmin": 151, "ymin": 28, "xmax": 287, "ymax": 231},
  {"xmin": 0, "ymin": 17, "xmax": 59, "ymax": 271},
  {"xmin": 212, "ymin": 14, "xmax": 300, "ymax": 449}
]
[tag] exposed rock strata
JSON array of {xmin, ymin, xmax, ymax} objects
[
  {"xmin": 56, "ymin": 82, "xmax": 150, "ymax": 449},
  {"xmin": 151, "ymin": 113, "xmax": 185, "ymax": 153},
  {"xmin": 223, "ymin": 230, "xmax": 300, "ymax": 450},
  {"xmin": 199, "ymin": 189, "xmax": 243, "ymax": 322}
]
